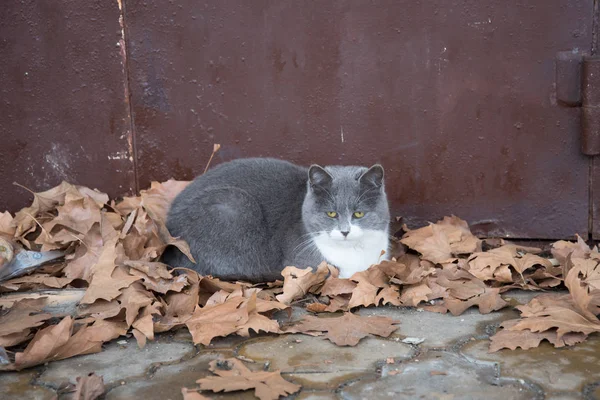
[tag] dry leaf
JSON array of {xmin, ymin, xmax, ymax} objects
[
  {"xmin": 72, "ymin": 373, "xmax": 105, "ymax": 400},
  {"xmin": 287, "ymin": 312, "xmax": 399, "ymax": 346},
  {"xmin": 489, "ymin": 319, "xmax": 588, "ymax": 352},
  {"xmin": 348, "ymin": 280, "xmax": 379, "ymax": 309},
  {"xmin": 80, "ymin": 238, "xmax": 140, "ymax": 304},
  {"xmin": 306, "ymin": 303, "xmax": 328, "ymax": 313},
  {"xmin": 401, "ymin": 216, "xmax": 481, "ymax": 263},
  {"xmin": 0, "ymin": 298, "xmax": 52, "ymax": 338},
  {"xmin": 197, "ymin": 358, "xmax": 301, "ymax": 400},
  {"xmin": 319, "ymin": 278, "xmax": 356, "ymax": 296},
  {"xmin": 181, "ymin": 388, "xmax": 211, "ymax": 400},
  {"xmin": 276, "ymin": 262, "xmax": 331, "ymax": 305},
  {"xmin": 552, "ymin": 235, "xmax": 595, "ymax": 266}
]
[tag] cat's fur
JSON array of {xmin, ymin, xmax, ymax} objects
[{"xmin": 163, "ymin": 158, "xmax": 390, "ymax": 282}]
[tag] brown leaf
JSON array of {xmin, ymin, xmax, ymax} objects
[
  {"xmin": 319, "ymin": 278, "xmax": 356, "ymax": 296},
  {"xmin": 197, "ymin": 358, "xmax": 301, "ymax": 400},
  {"xmin": 72, "ymin": 373, "xmax": 105, "ymax": 400},
  {"xmin": 155, "ymin": 269, "xmax": 199, "ymax": 332},
  {"xmin": 80, "ymin": 238, "xmax": 140, "ymax": 304},
  {"xmin": 399, "ymin": 283, "xmax": 432, "ymax": 307},
  {"xmin": 306, "ymin": 303, "xmax": 328, "ymax": 313},
  {"xmin": 348, "ymin": 280, "xmax": 379, "ymax": 308},
  {"xmin": 63, "ymin": 215, "xmax": 119, "ymax": 280},
  {"xmin": 287, "ymin": 312, "xmax": 399, "ymax": 346},
  {"xmin": 552, "ymin": 235, "xmax": 595, "ymax": 266},
  {"xmin": 324, "ymin": 295, "xmax": 350, "ymax": 312},
  {"xmin": 375, "ymin": 285, "xmax": 402, "ymax": 306},
  {"xmin": 140, "ymin": 180, "xmax": 190, "ymax": 227},
  {"xmin": 564, "ymin": 255, "xmax": 600, "ymax": 320},
  {"xmin": 0, "ymin": 298, "xmax": 52, "ymax": 337},
  {"xmin": 489, "ymin": 319, "xmax": 588, "ymax": 352},
  {"xmin": 0, "ymin": 274, "xmax": 74, "ymax": 291},
  {"xmin": 12, "ymin": 182, "xmax": 82, "ymax": 236},
  {"xmin": 43, "ymin": 195, "xmax": 101, "ymax": 236},
  {"xmin": 467, "ymin": 245, "xmax": 553, "ymax": 283},
  {"xmin": 181, "ymin": 388, "xmax": 211, "ymax": 400},
  {"xmin": 117, "ymin": 283, "xmax": 155, "ymax": 326},
  {"xmin": 276, "ymin": 262, "xmax": 331, "ymax": 305},
  {"xmin": 0, "ymin": 211, "xmax": 15, "ymax": 237},
  {"xmin": 185, "ymin": 297, "xmax": 248, "ymax": 345},
  {"xmin": 400, "ymin": 216, "xmax": 481, "ymax": 263}
]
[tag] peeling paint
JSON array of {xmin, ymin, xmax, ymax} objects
[{"xmin": 107, "ymin": 151, "xmax": 129, "ymax": 160}]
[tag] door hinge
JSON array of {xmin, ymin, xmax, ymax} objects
[{"xmin": 556, "ymin": 51, "xmax": 600, "ymax": 155}]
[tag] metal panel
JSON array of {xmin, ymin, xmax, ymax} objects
[
  {"xmin": 123, "ymin": 0, "xmax": 593, "ymax": 239},
  {"xmin": 0, "ymin": 1, "xmax": 135, "ymax": 213}
]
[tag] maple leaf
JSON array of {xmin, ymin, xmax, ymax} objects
[
  {"xmin": 348, "ymin": 280, "xmax": 379, "ymax": 309},
  {"xmin": 0, "ymin": 298, "xmax": 52, "ymax": 339},
  {"xmin": 72, "ymin": 373, "xmax": 105, "ymax": 400},
  {"xmin": 400, "ymin": 283, "xmax": 432, "ymax": 307},
  {"xmin": 116, "ymin": 282, "xmax": 155, "ymax": 326},
  {"xmin": 400, "ymin": 216, "xmax": 481, "ymax": 263},
  {"xmin": 11, "ymin": 182, "xmax": 82, "ymax": 236},
  {"xmin": 375, "ymin": 285, "xmax": 402, "ymax": 306},
  {"xmin": 80, "ymin": 238, "xmax": 140, "ymax": 304},
  {"xmin": 467, "ymin": 245, "xmax": 553, "ymax": 284},
  {"xmin": 324, "ymin": 295, "xmax": 350, "ymax": 312},
  {"xmin": 276, "ymin": 262, "xmax": 332, "ymax": 305},
  {"xmin": 63, "ymin": 214, "xmax": 120, "ymax": 280},
  {"xmin": 185, "ymin": 293, "xmax": 281, "ymax": 345},
  {"xmin": 287, "ymin": 312, "xmax": 399, "ymax": 346},
  {"xmin": 489, "ymin": 319, "xmax": 588, "ymax": 352},
  {"xmin": 197, "ymin": 358, "xmax": 301, "ymax": 400},
  {"xmin": 185, "ymin": 297, "xmax": 248, "ymax": 345},
  {"xmin": 155, "ymin": 269, "xmax": 200, "ymax": 332},
  {"xmin": 42, "ymin": 195, "xmax": 102, "ymax": 236},
  {"xmin": 564, "ymin": 255, "xmax": 600, "ymax": 319},
  {"xmin": 552, "ymin": 235, "xmax": 596, "ymax": 266},
  {"xmin": 319, "ymin": 277, "xmax": 356, "ymax": 296}
]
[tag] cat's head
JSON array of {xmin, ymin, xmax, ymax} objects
[{"xmin": 302, "ymin": 164, "xmax": 390, "ymax": 242}]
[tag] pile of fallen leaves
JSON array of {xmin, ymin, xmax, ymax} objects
[{"xmin": 0, "ymin": 177, "xmax": 599, "ymax": 398}]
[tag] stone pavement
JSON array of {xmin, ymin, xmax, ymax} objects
[{"xmin": 1, "ymin": 290, "xmax": 599, "ymax": 400}]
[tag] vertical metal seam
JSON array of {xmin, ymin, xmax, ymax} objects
[
  {"xmin": 590, "ymin": 0, "xmax": 599, "ymax": 239},
  {"xmin": 119, "ymin": 0, "xmax": 140, "ymax": 195}
]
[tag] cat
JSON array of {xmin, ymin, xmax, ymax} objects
[{"xmin": 162, "ymin": 158, "xmax": 390, "ymax": 282}]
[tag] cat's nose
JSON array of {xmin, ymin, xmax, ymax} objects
[{"xmin": 341, "ymin": 231, "xmax": 349, "ymax": 237}]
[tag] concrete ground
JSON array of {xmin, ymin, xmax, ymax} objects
[{"xmin": 1, "ymin": 290, "xmax": 599, "ymax": 400}]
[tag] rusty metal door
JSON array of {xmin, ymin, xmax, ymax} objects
[
  {"xmin": 1, "ymin": 1, "xmax": 597, "ymax": 240},
  {"xmin": 122, "ymin": 0, "xmax": 594, "ymax": 239}
]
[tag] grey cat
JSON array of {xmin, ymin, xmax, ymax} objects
[{"xmin": 163, "ymin": 158, "xmax": 390, "ymax": 282}]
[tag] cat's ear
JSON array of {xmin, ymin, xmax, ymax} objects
[
  {"xmin": 359, "ymin": 164, "xmax": 384, "ymax": 188},
  {"xmin": 308, "ymin": 165, "xmax": 333, "ymax": 188}
]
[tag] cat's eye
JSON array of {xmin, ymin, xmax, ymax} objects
[
  {"xmin": 326, "ymin": 211, "xmax": 338, "ymax": 218},
  {"xmin": 353, "ymin": 211, "xmax": 365, "ymax": 218}
]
